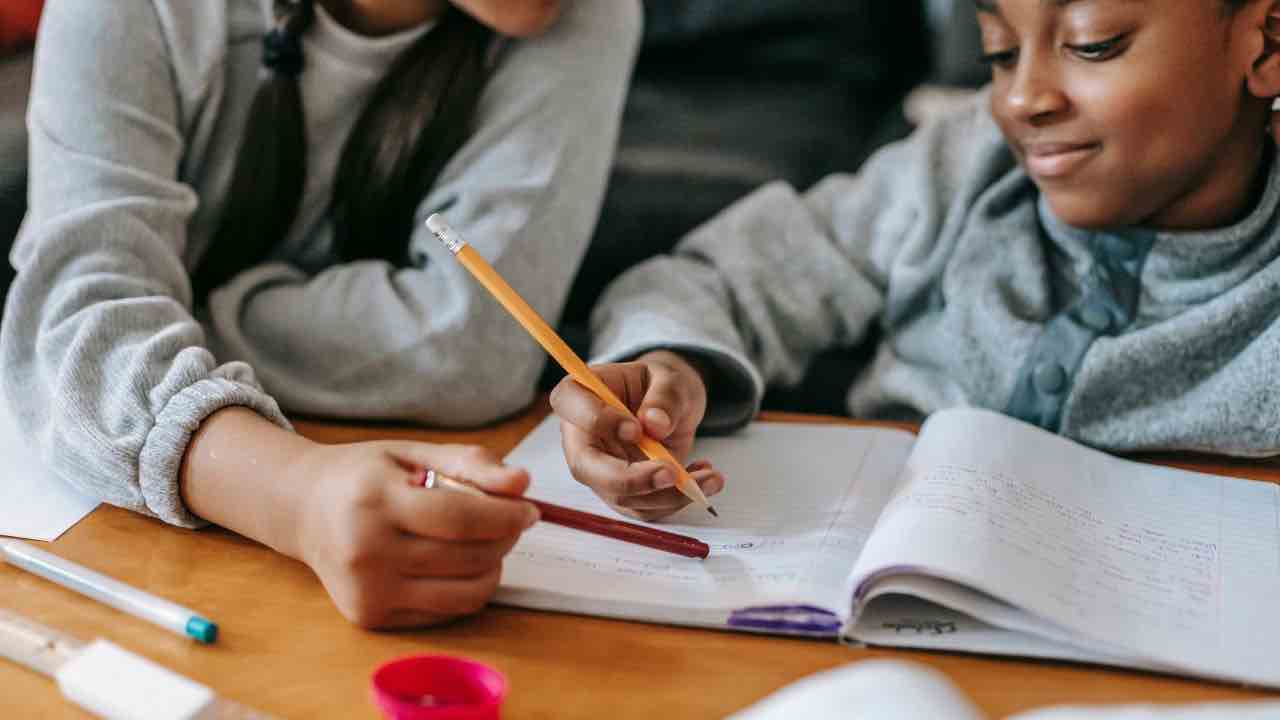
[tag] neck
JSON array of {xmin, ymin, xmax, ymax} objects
[{"xmin": 319, "ymin": 0, "xmax": 445, "ymax": 36}]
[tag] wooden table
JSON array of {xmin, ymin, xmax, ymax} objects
[{"xmin": 4, "ymin": 400, "xmax": 1278, "ymax": 718}]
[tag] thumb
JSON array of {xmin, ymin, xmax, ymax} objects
[{"xmin": 388, "ymin": 442, "xmax": 530, "ymax": 496}]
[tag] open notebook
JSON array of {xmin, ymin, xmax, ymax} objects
[{"xmin": 499, "ymin": 407, "xmax": 1280, "ymax": 688}]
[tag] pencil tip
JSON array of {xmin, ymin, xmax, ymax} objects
[{"xmin": 707, "ymin": 506, "xmax": 719, "ymax": 518}]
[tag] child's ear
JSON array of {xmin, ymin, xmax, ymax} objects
[{"xmin": 1246, "ymin": 1, "xmax": 1280, "ymax": 99}]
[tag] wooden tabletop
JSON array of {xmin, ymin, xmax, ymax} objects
[{"xmin": 4, "ymin": 400, "xmax": 1278, "ymax": 718}]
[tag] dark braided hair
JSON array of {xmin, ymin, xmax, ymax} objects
[{"xmin": 191, "ymin": 0, "xmax": 492, "ymax": 301}]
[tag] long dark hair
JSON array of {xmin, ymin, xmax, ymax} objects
[{"xmin": 191, "ymin": 0, "xmax": 492, "ymax": 301}]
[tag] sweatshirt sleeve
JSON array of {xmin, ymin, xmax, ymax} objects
[
  {"xmin": 588, "ymin": 94, "xmax": 1008, "ymax": 432},
  {"xmin": 1, "ymin": 0, "xmax": 291, "ymax": 527},
  {"xmin": 204, "ymin": 0, "xmax": 642, "ymax": 427}
]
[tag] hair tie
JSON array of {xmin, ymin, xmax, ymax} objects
[{"xmin": 262, "ymin": 27, "xmax": 304, "ymax": 76}]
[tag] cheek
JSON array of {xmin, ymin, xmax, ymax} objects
[
  {"xmin": 1069, "ymin": 66, "xmax": 1233, "ymax": 183},
  {"xmin": 1087, "ymin": 43, "xmax": 1242, "ymax": 166}
]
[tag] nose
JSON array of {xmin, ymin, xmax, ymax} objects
[{"xmin": 999, "ymin": 53, "xmax": 1069, "ymax": 125}]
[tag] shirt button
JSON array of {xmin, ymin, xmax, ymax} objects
[
  {"xmin": 1033, "ymin": 362, "xmax": 1067, "ymax": 395},
  {"xmin": 1079, "ymin": 303, "xmax": 1112, "ymax": 332}
]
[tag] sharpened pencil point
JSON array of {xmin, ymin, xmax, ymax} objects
[{"xmin": 707, "ymin": 506, "xmax": 719, "ymax": 518}]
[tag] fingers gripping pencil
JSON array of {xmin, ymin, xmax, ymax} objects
[
  {"xmin": 417, "ymin": 469, "xmax": 710, "ymax": 558},
  {"xmin": 425, "ymin": 214, "xmax": 718, "ymax": 518}
]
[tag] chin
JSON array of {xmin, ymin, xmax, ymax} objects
[
  {"xmin": 1040, "ymin": 189, "xmax": 1140, "ymax": 231},
  {"xmin": 491, "ymin": 0, "xmax": 561, "ymax": 37}
]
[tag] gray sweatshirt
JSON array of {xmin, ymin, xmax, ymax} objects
[
  {"xmin": 3, "ymin": 0, "xmax": 640, "ymax": 526},
  {"xmin": 591, "ymin": 91, "xmax": 1280, "ymax": 458}
]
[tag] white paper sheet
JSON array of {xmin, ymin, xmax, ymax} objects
[
  {"xmin": 727, "ymin": 660, "xmax": 983, "ymax": 720},
  {"xmin": 0, "ymin": 398, "xmax": 97, "ymax": 541}
]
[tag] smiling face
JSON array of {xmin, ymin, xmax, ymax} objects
[{"xmin": 978, "ymin": 0, "xmax": 1275, "ymax": 230}]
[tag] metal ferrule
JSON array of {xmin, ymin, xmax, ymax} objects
[{"xmin": 425, "ymin": 214, "xmax": 467, "ymax": 255}]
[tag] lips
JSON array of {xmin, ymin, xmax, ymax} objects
[{"xmin": 1020, "ymin": 141, "xmax": 1102, "ymax": 180}]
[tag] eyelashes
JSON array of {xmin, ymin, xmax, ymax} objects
[
  {"xmin": 978, "ymin": 32, "xmax": 1132, "ymax": 69},
  {"xmin": 1065, "ymin": 33, "xmax": 1129, "ymax": 61}
]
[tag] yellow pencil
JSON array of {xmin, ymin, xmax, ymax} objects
[{"xmin": 426, "ymin": 214, "xmax": 717, "ymax": 517}]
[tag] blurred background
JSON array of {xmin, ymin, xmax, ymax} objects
[{"xmin": 0, "ymin": 0, "xmax": 989, "ymax": 415}]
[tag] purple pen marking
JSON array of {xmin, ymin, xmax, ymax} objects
[{"xmin": 727, "ymin": 605, "xmax": 843, "ymax": 635}]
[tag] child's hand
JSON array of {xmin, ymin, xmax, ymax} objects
[
  {"xmin": 289, "ymin": 441, "xmax": 539, "ymax": 629},
  {"xmin": 549, "ymin": 350, "xmax": 725, "ymax": 521}
]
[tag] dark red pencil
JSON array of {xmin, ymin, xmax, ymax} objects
[{"xmin": 417, "ymin": 470, "xmax": 710, "ymax": 560}]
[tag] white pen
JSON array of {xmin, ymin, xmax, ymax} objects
[{"xmin": 0, "ymin": 539, "xmax": 218, "ymax": 644}]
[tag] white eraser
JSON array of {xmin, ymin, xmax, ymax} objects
[
  {"xmin": 54, "ymin": 639, "xmax": 215, "ymax": 720},
  {"xmin": 423, "ymin": 214, "xmax": 466, "ymax": 253},
  {"xmin": 424, "ymin": 213, "xmax": 448, "ymax": 234}
]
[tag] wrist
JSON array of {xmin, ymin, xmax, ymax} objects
[
  {"xmin": 179, "ymin": 407, "xmax": 317, "ymax": 560},
  {"xmin": 277, "ymin": 442, "xmax": 333, "ymax": 565}
]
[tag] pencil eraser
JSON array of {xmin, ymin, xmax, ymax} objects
[
  {"xmin": 425, "ymin": 214, "xmax": 448, "ymax": 234},
  {"xmin": 55, "ymin": 639, "xmax": 215, "ymax": 720}
]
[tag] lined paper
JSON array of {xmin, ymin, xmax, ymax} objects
[
  {"xmin": 849, "ymin": 408, "xmax": 1280, "ymax": 686},
  {"xmin": 498, "ymin": 416, "xmax": 915, "ymax": 623}
]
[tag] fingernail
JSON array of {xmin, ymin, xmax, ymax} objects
[
  {"xmin": 701, "ymin": 473, "xmax": 724, "ymax": 496},
  {"xmin": 524, "ymin": 505, "xmax": 541, "ymax": 529},
  {"xmin": 654, "ymin": 468, "xmax": 675, "ymax": 489},
  {"xmin": 644, "ymin": 408, "xmax": 670, "ymax": 432},
  {"xmin": 618, "ymin": 421, "xmax": 640, "ymax": 443}
]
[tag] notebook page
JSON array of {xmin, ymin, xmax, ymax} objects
[
  {"xmin": 847, "ymin": 407, "xmax": 1280, "ymax": 686},
  {"xmin": 498, "ymin": 416, "xmax": 915, "ymax": 628}
]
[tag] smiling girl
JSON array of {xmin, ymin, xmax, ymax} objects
[{"xmin": 548, "ymin": 0, "xmax": 1280, "ymax": 521}]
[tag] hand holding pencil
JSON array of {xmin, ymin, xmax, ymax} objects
[
  {"xmin": 426, "ymin": 215, "xmax": 724, "ymax": 522},
  {"xmin": 548, "ymin": 351, "xmax": 725, "ymax": 522},
  {"xmin": 417, "ymin": 469, "xmax": 710, "ymax": 558}
]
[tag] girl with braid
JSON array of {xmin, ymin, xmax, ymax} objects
[{"xmin": 3, "ymin": 0, "xmax": 639, "ymax": 628}]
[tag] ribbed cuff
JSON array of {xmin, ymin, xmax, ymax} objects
[{"xmin": 138, "ymin": 373, "xmax": 292, "ymax": 527}]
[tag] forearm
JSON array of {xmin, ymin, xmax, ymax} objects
[
  {"xmin": 178, "ymin": 407, "xmax": 316, "ymax": 559},
  {"xmin": 206, "ymin": 262, "xmax": 546, "ymax": 425}
]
